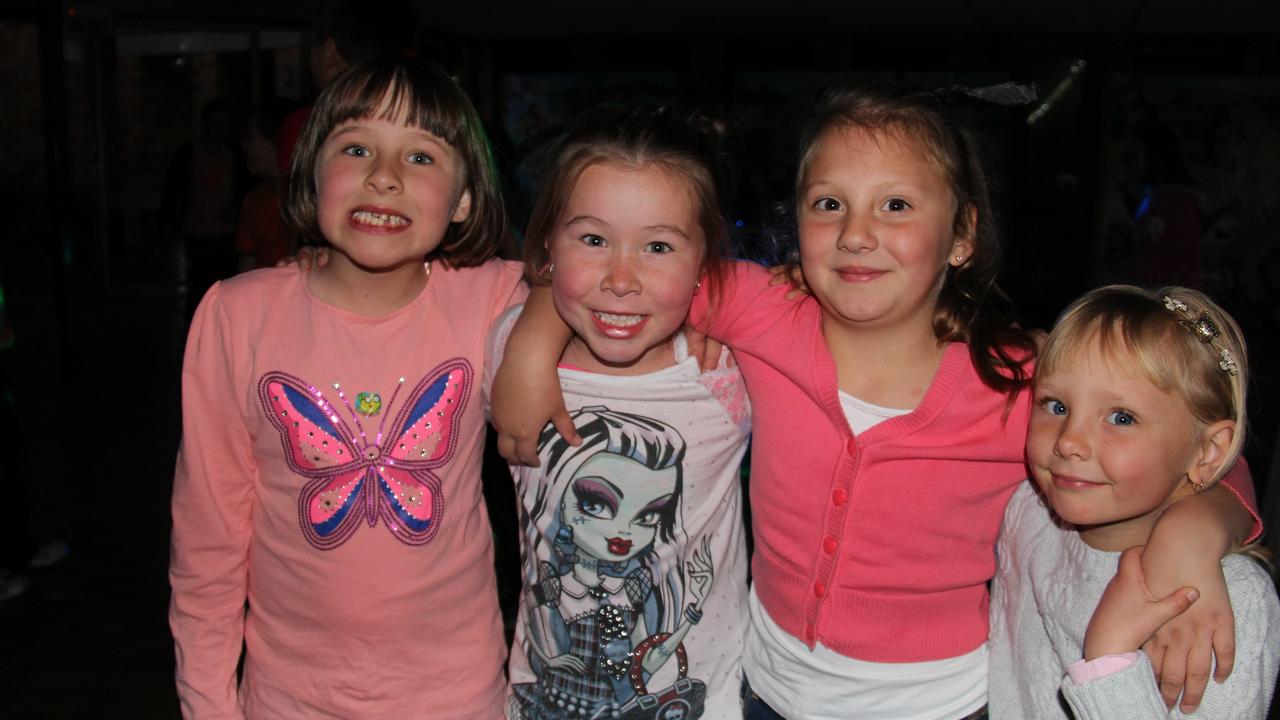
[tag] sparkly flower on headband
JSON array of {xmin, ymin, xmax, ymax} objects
[{"xmin": 1163, "ymin": 296, "xmax": 1239, "ymax": 376}]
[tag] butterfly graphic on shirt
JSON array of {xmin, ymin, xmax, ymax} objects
[{"xmin": 258, "ymin": 359, "xmax": 471, "ymax": 550}]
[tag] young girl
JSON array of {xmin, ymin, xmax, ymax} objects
[
  {"xmin": 483, "ymin": 106, "xmax": 752, "ymax": 719},
  {"xmin": 169, "ymin": 58, "xmax": 525, "ymax": 719},
  {"xmin": 989, "ymin": 285, "xmax": 1279, "ymax": 718},
  {"xmin": 492, "ymin": 84, "xmax": 1258, "ymax": 719}
]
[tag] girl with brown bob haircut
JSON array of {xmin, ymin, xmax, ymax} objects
[{"xmin": 283, "ymin": 56, "xmax": 505, "ymax": 267}]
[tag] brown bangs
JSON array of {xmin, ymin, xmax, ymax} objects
[
  {"xmin": 283, "ymin": 57, "xmax": 506, "ymax": 267},
  {"xmin": 312, "ymin": 66, "xmax": 470, "ymax": 152}
]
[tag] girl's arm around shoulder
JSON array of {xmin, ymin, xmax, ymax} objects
[
  {"xmin": 688, "ymin": 259, "xmax": 812, "ymax": 348},
  {"xmin": 170, "ymin": 284, "xmax": 257, "ymax": 720},
  {"xmin": 1138, "ymin": 461, "xmax": 1261, "ymax": 712},
  {"xmin": 489, "ymin": 285, "xmax": 576, "ymax": 466}
]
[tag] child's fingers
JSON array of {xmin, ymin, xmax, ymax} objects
[
  {"xmin": 294, "ymin": 247, "xmax": 315, "ymax": 270},
  {"xmin": 1146, "ymin": 641, "xmax": 1165, "ymax": 691},
  {"xmin": 1157, "ymin": 647, "xmax": 1187, "ymax": 710},
  {"xmin": 697, "ymin": 338, "xmax": 724, "ymax": 372},
  {"xmin": 1164, "ymin": 586, "xmax": 1200, "ymax": 617},
  {"xmin": 515, "ymin": 436, "xmax": 542, "ymax": 467},
  {"xmin": 1179, "ymin": 640, "xmax": 1213, "ymax": 713},
  {"xmin": 549, "ymin": 408, "xmax": 581, "ymax": 448},
  {"xmin": 1211, "ymin": 624, "xmax": 1236, "ymax": 682},
  {"xmin": 496, "ymin": 433, "xmax": 526, "ymax": 466}
]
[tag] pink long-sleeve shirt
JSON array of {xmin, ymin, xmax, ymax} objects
[
  {"xmin": 691, "ymin": 261, "xmax": 1258, "ymax": 663},
  {"xmin": 170, "ymin": 262, "xmax": 524, "ymax": 719}
]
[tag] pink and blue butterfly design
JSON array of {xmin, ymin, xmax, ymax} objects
[{"xmin": 257, "ymin": 359, "xmax": 471, "ymax": 550}]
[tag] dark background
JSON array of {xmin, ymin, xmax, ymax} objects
[{"xmin": 1, "ymin": 0, "xmax": 1278, "ymax": 716}]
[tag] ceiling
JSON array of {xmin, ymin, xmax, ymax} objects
[{"xmin": 4, "ymin": 0, "xmax": 1279, "ymax": 38}]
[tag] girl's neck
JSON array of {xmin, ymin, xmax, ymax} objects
[
  {"xmin": 823, "ymin": 312, "xmax": 946, "ymax": 410},
  {"xmin": 308, "ymin": 253, "xmax": 431, "ymax": 317},
  {"xmin": 560, "ymin": 336, "xmax": 679, "ymax": 377},
  {"xmin": 1078, "ymin": 515, "xmax": 1158, "ymax": 552},
  {"xmin": 1078, "ymin": 486, "xmax": 1189, "ymax": 551}
]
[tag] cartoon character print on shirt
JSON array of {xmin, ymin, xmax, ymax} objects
[
  {"xmin": 258, "ymin": 358, "xmax": 471, "ymax": 550},
  {"xmin": 510, "ymin": 406, "xmax": 712, "ymax": 720}
]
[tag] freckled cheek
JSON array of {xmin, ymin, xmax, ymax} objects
[{"xmin": 550, "ymin": 264, "xmax": 603, "ymax": 312}]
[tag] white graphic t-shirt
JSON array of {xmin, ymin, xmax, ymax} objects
[{"xmin": 485, "ymin": 306, "xmax": 752, "ymax": 720}]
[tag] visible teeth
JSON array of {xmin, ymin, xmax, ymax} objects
[
  {"xmin": 351, "ymin": 210, "xmax": 409, "ymax": 227},
  {"xmin": 595, "ymin": 311, "xmax": 643, "ymax": 327}
]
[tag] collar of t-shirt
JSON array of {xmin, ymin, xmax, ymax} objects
[{"xmin": 838, "ymin": 390, "xmax": 911, "ymax": 436}]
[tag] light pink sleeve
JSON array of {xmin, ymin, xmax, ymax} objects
[
  {"xmin": 168, "ymin": 284, "xmax": 256, "ymax": 720},
  {"xmin": 1066, "ymin": 652, "xmax": 1139, "ymax": 685}
]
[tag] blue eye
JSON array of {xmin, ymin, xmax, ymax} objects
[
  {"xmin": 1040, "ymin": 398, "xmax": 1067, "ymax": 416},
  {"xmin": 881, "ymin": 198, "xmax": 910, "ymax": 212},
  {"xmin": 578, "ymin": 496, "xmax": 611, "ymax": 519},
  {"xmin": 1106, "ymin": 410, "xmax": 1137, "ymax": 426},
  {"xmin": 407, "ymin": 151, "xmax": 432, "ymax": 165},
  {"xmin": 646, "ymin": 241, "xmax": 673, "ymax": 254},
  {"xmin": 813, "ymin": 197, "xmax": 842, "ymax": 212},
  {"xmin": 342, "ymin": 144, "xmax": 370, "ymax": 158}
]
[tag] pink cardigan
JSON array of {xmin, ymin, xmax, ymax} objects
[{"xmin": 692, "ymin": 262, "xmax": 1257, "ymax": 663}]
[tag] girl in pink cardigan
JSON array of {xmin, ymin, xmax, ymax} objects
[
  {"xmin": 492, "ymin": 84, "xmax": 1256, "ymax": 719},
  {"xmin": 169, "ymin": 59, "xmax": 525, "ymax": 719}
]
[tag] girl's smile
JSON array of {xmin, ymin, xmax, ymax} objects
[
  {"xmin": 590, "ymin": 311, "xmax": 649, "ymax": 339},
  {"xmin": 348, "ymin": 206, "xmax": 412, "ymax": 231}
]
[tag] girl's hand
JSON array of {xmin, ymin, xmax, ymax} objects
[
  {"xmin": 683, "ymin": 326, "xmax": 730, "ymax": 372},
  {"xmin": 274, "ymin": 246, "xmax": 329, "ymax": 270},
  {"xmin": 767, "ymin": 263, "xmax": 809, "ymax": 300},
  {"xmin": 542, "ymin": 652, "xmax": 589, "ymax": 674},
  {"xmin": 1139, "ymin": 485, "xmax": 1247, "ymax": 712},
  {"xmin": 1084, "ymin": 546, "xmax": 1199, "ymax": 661},
  {"xmin": 685, "ymin": 536, "xmax": 715, "ymax": 607},
  {"xmin": 1141, "ymin": 563, "xmax": 1233, "ymax": 712}
]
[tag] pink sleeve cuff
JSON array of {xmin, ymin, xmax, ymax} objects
[{"xmin": 1066, "ymin": 653, "xmax": 1139, "ymax": 685}]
